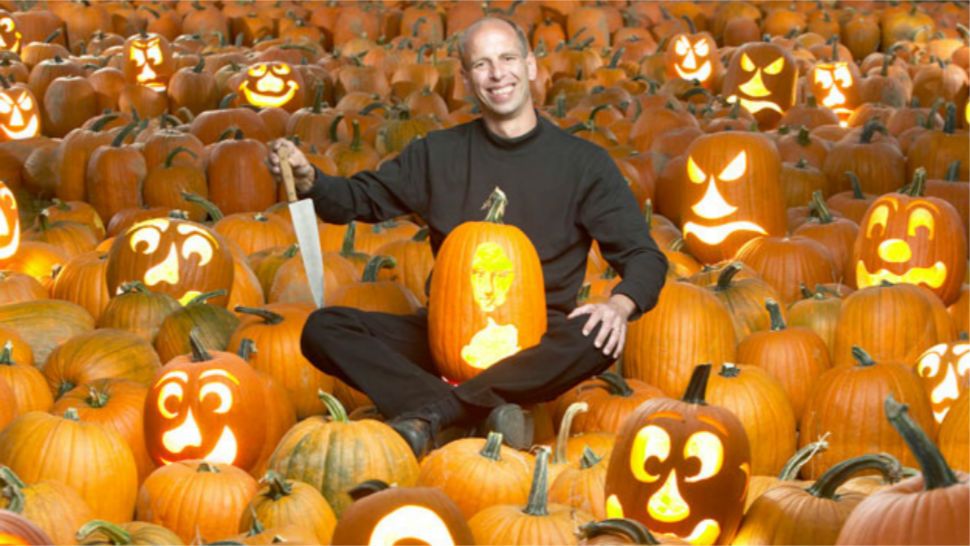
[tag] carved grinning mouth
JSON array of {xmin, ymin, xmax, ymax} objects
[{"xmin": 855, "ymin": 260, "xmax": 947, "ymax": 289}]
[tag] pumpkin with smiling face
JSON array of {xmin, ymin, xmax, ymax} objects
[
  {"xmin": 0, "ymin": 80, "xmax": 39, "ymax": 142},
  {"xmin": 809, "ymin": 59, "xmax": 861, "ymax": 127},
  {"xmin": 0, "ymin": 11, "xmax": 22, "ymax": 55},
  {"xmin": 604, "ymin": 365, "xmax": 750, "ymax": 545},
  {"xmin": 679, "ymin": 132, "xmax": 786, "ymax": 264},
  {"xmin": 144, "ymin": 332, "xmax": 268, "ymax": 471},
  {"xmin": 237, "ymin": 62, "xmax": 306, "ymax": 112},
  {"xmin": 0, "ymin": 180, "xmax": 19, "ymax": 261},
  {"xmin": 106, "ymin": 215, "xmax": 235, "ymax": 307},
  {"xmin": 722, "ymin": 43, "xmax": 797, "ymax": 129},
  {"xmin": 123, "ymin": 33, "xmax": 175, "ymax": 92},
  {"xmin": 915, "ymin": 340, "xmax": 970, "ymax": 424},
  {"xmin": 665, "ymin": 31, "xmax": 719, "ymax": 91},
  {"xmin": 852, "ymin": 168, "xmax": 967, "ymax": 305}
]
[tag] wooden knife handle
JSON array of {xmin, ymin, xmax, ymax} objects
[{"xmin": 279, "ymin": 145, "xmax": 298, "ymax": 203}]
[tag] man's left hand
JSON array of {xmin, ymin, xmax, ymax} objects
[{"xmin": 568, "ymin": 293, "xmax": 637, "ymax": 359}]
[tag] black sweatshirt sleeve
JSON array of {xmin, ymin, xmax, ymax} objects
[
  {"xmin": 579, "ymin": 149, "xmax": 668, "ymax": 321},
  {"xmin": 300, "ymin": 138, "xmax": 430, "ymax": 224}
]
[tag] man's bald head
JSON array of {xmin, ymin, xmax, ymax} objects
[{"xmin": 458, "ymin": 17, "xmax": 530, "ymax": 70}]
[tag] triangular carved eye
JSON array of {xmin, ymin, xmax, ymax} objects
[
  {"xmin": 675, "ymin": 36, "xmax": 690, "ymax": 56},
  {"xmin": 694, "ymin": 40, "xmax": 710, "ymax": 57},
  {"xmin": 740, "ymin": 53, "xmax": 755, "ymax": 72},
  {"xmin": 764, "ymin": 57, "xmax": 785, "ymax": 75},
  {"xmin": 717, "ymin": 151, "xmax": 747, "ymax": 182},
  {"xmin": 687, "ymin": 156, "xmax": 707, "ymax": 184}
]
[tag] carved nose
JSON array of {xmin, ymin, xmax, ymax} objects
[{"xmin": 877, "ymin": 239, "xmax": 912, "ymax": 263}]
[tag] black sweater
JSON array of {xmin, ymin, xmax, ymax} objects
[{"xmin": 303, "ymin": 115, "xmax": 668, "ymax": 319}]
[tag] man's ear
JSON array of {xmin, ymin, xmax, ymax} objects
[{"xmin": 526, "ymin": 51, "xmax": 537, "ymax": 82}]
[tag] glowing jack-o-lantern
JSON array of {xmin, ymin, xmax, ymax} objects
[
  {"xmin": 106, "ymin": 216, "xmax": 234, "ymax": 306},
  {"xmin": 331, "ymin": 481, "xmax": 475, "ymax": 546},
  {"xmin": 665, "ymin": 32, "xmax": 719, "ymax": 90},
  {"xmin": 915, "ymin": 341, "xmax": 970, "ymax": 423},
  {"xmin": 0, "ymin": 180, "xmax": 19, "ymax": 260},
  {"xmin": 679, "ymin": 132, "xmax": 786, "ymax": 264},
  {"xmin": 123, "ymin": 33, "xmax": 174, "ymax": 92},
  {"xmin": 723, "ymin": 43, "xmax": 797, "ymax": 129},
  {"xmin": 605, "ymin": 365, "xmax": 750, "ymax": 545},
  {"xmin": 0, "ymin": 11, "xmax": 22, "ymax": 55},
  {"xmin": 0, "ymin": 82, "xmax": 39, "ymax": 141},
  {"xmin": 852, "ymin": 168, "xmax": 967, "ymax": 304},
  {"xmin": 144, "ymin": 334, "xmax": 269, "ymax": 470},
  {"xmin": 429, "ymin": 188, "xmax": 547, "ymax": 383},
  {"xmin": 809, "ymin": 60, "xmax": 860, "ymax": 127},
  {"xmin": 238, "ymin": 62, "xmax": 305, "ymax": 112}
]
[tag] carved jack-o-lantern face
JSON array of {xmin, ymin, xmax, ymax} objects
[
  {"xmin": 331, "ymin": 485, "xmax": 475, "ymax": 546},
  {"xmin": 144, "ymin": 354, "xmax": 268, "ymax": 470},
  {"xmin": 604, "ymin": 367, "xmax": 750, "ymax": 545},
  {"xmin": 723, "ymin": 43, "xmax": 797, "ymax": 129},
  {"xmin": 679, "ymin": 132, "xmax": 786, "ymax": 264},
  {"xmin": 915, "ymin": 341, "xmax": 970, "ymax": 423},
  {"xmin": 106, "ymin": 218, "xmax": 234, "ymax": 306},
  {"xmin": 238, "ymin": 62, "xmax": 305, "ymax": 111},
  {"xmin": 0, "ymin": 86, "xmax": 39, "ymax": 141},
  {"xmin": 124, "ymin": 33, "xmax": 174, "ymax": 92},
  {"xmin": 665, "ymin": 33, "xmax": 719, "ymax": 89},
  {"xmin": 0, "ymin": 12, "xmax": 22, "ymax": 55},
  {"xmin": 0, "ymin": 180, "xmax": 18, "ymax": 260},
  {"xmin": 853, "ymin": 189, "xmax": 967, "ymax": 304},
  {"xmin": 810, "ymin": 61, "xmax": 860, "ymax": 126}
]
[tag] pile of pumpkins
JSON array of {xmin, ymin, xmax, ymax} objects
[{"xmin": 0, "ymin": 0, "xmax": 965, "ymax": 544}]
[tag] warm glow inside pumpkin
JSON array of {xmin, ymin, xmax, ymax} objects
[
  {"xmin": 0, "ymin": 181, "xmax": 19, "ymax": 260},
  {"xmin": 0, "ymin": 86, "xmax": 39, "ymax": 141},
  {"xmin": 666, "ymin": 33, "xmax": 718, "ymax": 89},
  {"xmin": 723, "ymin": 44, "xmax": 797, "ymax": 128},
  {"xmin": 916, "ymin": 341, "xmax": 970, "ymax": 423},
  {"xmin": 811, "ymin": 61, "xmax": 859, "ymax": 127},
  {"xmin": 0, "ymin": 13, "xmax": 21, "ymax": 55},
  {"xmin": 125, "ymin": 34, "xmax": 174, "ymax": 92},
  {"xmin": 239, "ymin": 62, "xmax": 302, "ymax": 109}
]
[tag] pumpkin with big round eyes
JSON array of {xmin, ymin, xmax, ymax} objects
[
  {"xmin": 143, "ymin": 331, "xmax": 269, "ymax": 471},
  {"xmin": 106, "ymin": 215, "xmax": 235, "ymax": 307},
  {"xmin": 664, "ymin": 30, "xmax": 719, "ymax": 91},
  {"xmin": 237, "ymin": 62, "xmax": 306, "ymax": 112},
  {"xmin": 604, "ymin": 365, "xmax": 750, "ymax": 545},
  {"xmin": 678, "ymin": 132, "xmax": 786, "ymax": 264},
  {"xmin": 123, "ymin": 33, "xmax": 175, "ymax": 93},
  {"xmin": 914, "ymin": 340, "xmax": 970, "ymax": 424},
  {"xmin": 722, "ymin": 43, "xmax": 797, "ymax": 129},
  {"xmin": 852, "ymin": 168, "xmax": 967, "ymax": 305}
]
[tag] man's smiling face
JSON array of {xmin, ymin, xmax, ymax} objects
[{"xmin": 461, "ymin": 19, "xmax": 537, "ymax": 121}]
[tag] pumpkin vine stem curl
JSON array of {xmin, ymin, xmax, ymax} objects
[
  {"xmin": 75, "ymin": 520, "xmax": 133, "ymax": 545},
  {"xmin": 555, "ymin": 402, "xmax": 588, "ymax": 464},
  {"xmin": 716, "ymin": 262, "xmax": 744, "ymax": 291},
  {"xmin": 0, "ymin": 466, "xmax": 27, "ymax": 513},
  {"xmin": 885, "ymin": 394, "xmax": 959, "ymax": 490},
  {"xmin": 806, "ymin": 453, "xmax": 903, "ymax": 499},
  {"xmin": 779, "ymin": 435, "xmax": 829, "ymax": 480},
  {"xmin": 482, "ymin": 187, "xmax": 508, "ymax": 224},
  {"xmin": 235, "ymin": 306, "xmax": 284, "ymax": 325},
  {"xmin": 597, "ymin": 371, "xmax": 634, "ymax": 397}
]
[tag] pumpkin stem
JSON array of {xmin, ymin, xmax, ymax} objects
[
  {"xmin": 859, "ymin": 119, "xmax": 886, "ymax": 144},
  {"xmin": 608, "ymin": 46, "xmax": 625, "ymax": 69},
  {"xmin": 412, "ymin": 227, "xmax": 430, "ymax": 242},
  {"xmin": 86, "ymin": 384, "xmax": 109, "ymax": 408},
  {"xmin": 718, "ymin": 363, "xmax": 741, "ymax": 378},
  {"xmin": 236, "ymin": 338, "xmax": 256, "ymax": 361},
  {"xmin": 796, "ymin": 125, "xmax": 812, "ymax": 146},
  {"xmin": 845, "ymin": 171, "xmax": 865, "ymax": 199},
  {"xmin": 0, "ymin": 465, "xmax": 27, "ymax": 513},
  {"xmin": 0, "ymin": 341, "xmax": 13, "ymax": 366},
  {"xmin": 360, "ymin": 101, "xmax": 387, "ymax": 117},
  {"xmin": 187, "ymin": 289, "xmax": 228, "ymax": 306},
  {"xmin": 234, "ymin": 306, "xmax": 284, "ymax": 325},
  {"xmin": 219, "ymin": 92, "xmax": 237, "ymax": 109},
  {"xmin": 119, "ymin": 280, "xmax": 150, "ymax": 295},
  {"xmin": 318, "ymin": 390, "xmax": 349, "ymax": 423},
  {"xmin": 523, "ymin": 447, "xmax": 551, "ymax": 516},
  {"xmin": 555, "ymin": 402, "xmax": 588, "ymax": 464},
  {"xmin": 340, "ymin": 221, "xmax": 358, "ymax": 256},
  {"xmin": 482, "ymin": 187, "xmax": 508, "ymax": 224},
  {"xmin": 578, "ymin": 445, "xmax": 603, "ymax": 469},
  {"xmin": 479, "ymin": 431, "xmax": 504, "ymax": 461},
  {"xmin": 88, "ymin": 111, "xmax": 118, "ymax": 133},
  {"xmin": 189, "ymin": 328, "xmax": 212, "ymax": 362},
  {"xmin": 347, "ymin": 479, "xmax": 391, "ymax": 501},
  {"xmin": 886, "ymin": 394, "xmax": 959, "ymax": 490},
  {"xmin": 643, "ymin": 199, "xmax": 655, "ymax": 229},
  {"xmin": 362, "ymin": 255, "xmax": 395, "ymax": 282},
  {"xmin": 310, "ymin": 83, "xmax": 325, "ymax": 114},
  {"xmin": 904, "ymin": 167, "xmax": 927, "ymax": 197},
  {"xmin": 579, "ymin": 519, "xmax": 661, "ymax": 545},
  {"xmin": 806, "ymin": 453, "xmax": 903, "ymax": 499},
  {"xmin": 164, "ymin": 146, "xmax": 198, "ymax": 169},
  {"xmin": 850, "ymin": 346, "xmax": 876, "ymax": 367},
  {"xmin": 260, "ymin": 470, "xmax": 293, "ymax": 501},
  {"xmin": 809, "ymin": 190, "xmax": 834, "ymax": 224},
  {"xmin": 764, "ymin": 298, "xmax": 788, "ymax": 331},
  {"xmin": 944, "ymin": 160, "xmax": 960, "ymax": 182},
  {"xmin": 596, "ymin": 371, "xmax": 635, "ymax": 397},
  {"xmin": 64, "ymin": 407, "xmax": 80, "ymax": 421},
  {"xmin": 943, "ymin": 102, "xmax": 956, "ymax": 134},
  {"xmin": 349, "ymin": 119, "xmax": 362, "ymax": 152},
  {"xmin": 192, "ymin": 55, "xmax": 205, "ymax": 73},
  {"xmin": 681, "ymin": 364, "xmax": 711, "ymax": 405},
  {"xmin": 806, "ymin": 95, "xmax": 818, "ymax": 108},
  {"xmin": 778, "ymin": 435, "xmax": 829, "ymax": 480},
  {"xmin": 328, "ymin": 113, "xmax": 344, "ymax": 143},
  {"xmin": 111, "ymin": 121, "xmax": 139, "ymax": 147},
  {"xmin": 75, "ymin": 520, "xmax": 132, "ymax": 545},
  {"xmin": 577, "ymin": 284, "xmax": 591, "ymax": 304},
  {"xmin": 715, "ymin": 262, "xmax": 743, "ymax": 291}
]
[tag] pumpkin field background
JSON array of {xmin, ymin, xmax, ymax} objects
[{"xmin": 0, "ymin": 0, "xmax": 966, "ymax": 544}]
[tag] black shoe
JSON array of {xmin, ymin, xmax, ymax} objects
[
  {"xmin": 480, "ymin": 403, "xmax": 534, "ymax": 450},
  {"xmin": 387, "ymin": 417, "xmax": 434, "ymax": 458}
]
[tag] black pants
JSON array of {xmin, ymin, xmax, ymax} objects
[{"xmin": 300, "ymin": 306, "xmax": 614, "ymax": 422}]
